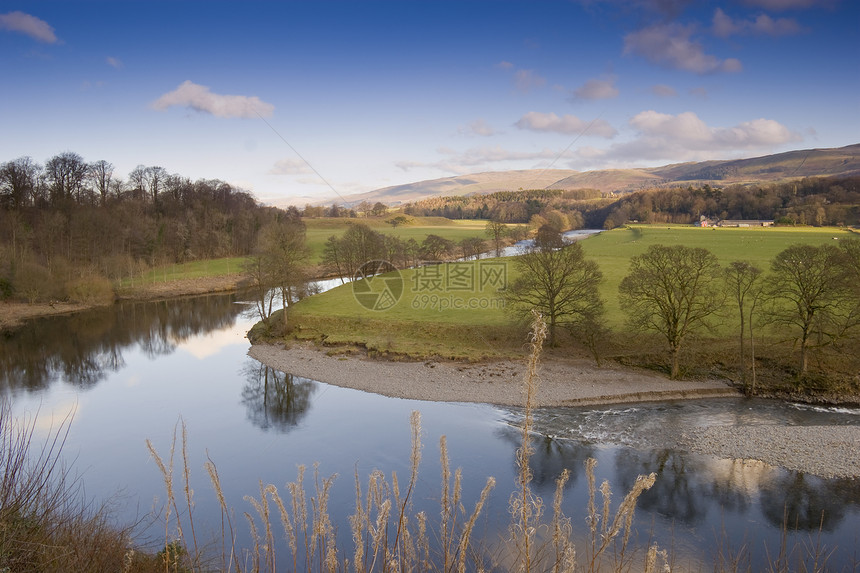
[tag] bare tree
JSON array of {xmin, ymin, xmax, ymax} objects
[
  {"xmin": 619, "ymin": 244, "xmax": 723, "ymax": 378},
  {"xmin": 505, "ymin": 239, "xmax": 604, "ymax": 347},
  {"xmin": 256, "ymin": 218, "xmax": 311, "ymax": 329},
  {"xmin": 44, "ymin": 151, "xmax": 88, "ymax": 205},
  {"xmin": 724, "ymin": 261, "xmax": 763, "ymax": 392},
  {"xmin": 766, "ymin": 243, "xmax": 852, "ymax": 375},
  {"xmin": 87, "ymin": 160, "xmax": 114, "ymax": 206},
  {"xmin": 0, "ymin": 156, "xmax": 41, "ymax": 209},
  {"xmin": 485, "ymin": 219, "xmax": 508, "ymax": 257}
]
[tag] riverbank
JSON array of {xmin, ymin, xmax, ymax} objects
[
  {"xmin": 0, "ymin": 275, "xmax": 242, "ymax": 331},
  {"xmin": 249, "ymin": 342, "xmax": 860, "ymax": 479},
  {"xmin": 248, "ymin": 341, "xmax": 739, "ymax": 407}
]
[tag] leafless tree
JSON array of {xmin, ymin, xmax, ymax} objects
[
  {"xmin": 766, "ymin": 243, "xmax": 852, "ymax": 375},
  {"xmin": 44, "ymin": 151, "xmax": 88, "ymax": 205},
  {"xmin": 87, "ymin": 160, "xmax": 114, "ymax": 206},
  {"xmin": 505, "ymin": 239, "xmax": 604, "ymax": 347},
  {"xmin": 724, "ymin": 261, "xmax": 763, "ymax": 391},
  {"xmin": 619, "ymin": 244, "xmax": 723, "ymax": 378}
]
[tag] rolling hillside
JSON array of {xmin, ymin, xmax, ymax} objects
[{"xmin": 328, "ymin": 144, "xmax": 860, "ymax": 206}]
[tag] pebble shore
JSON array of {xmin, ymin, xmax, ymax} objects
[{"xmin": 248, "ymin": 342, "xmax": 860, "ymax": 479}]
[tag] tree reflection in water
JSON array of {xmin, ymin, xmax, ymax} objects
[
  {"xmin": 760, "ymin": 471, "xmax": 860, "ymax": 532},
  {"xmin": 496, "ymin": 424, "xmax": 596, "ymax": 492},
  {"xmin": 0, "ymin": 294, "xmax": 245, "ymax": 393},
  {"xmin": 241, "ymin": 361, "xmax": 317, "ymax": 432}
]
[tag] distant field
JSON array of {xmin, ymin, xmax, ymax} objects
[
  {"xmin": 304, "ymin": 217, "xmax": 491, "ymax": 263},
  {"xmin": 580, "ymin": 224, "xmax": 854, "ymax": 326},
  {"xmin": 288, "ymin": 224, "xmax": 856, "ymax": 358}
]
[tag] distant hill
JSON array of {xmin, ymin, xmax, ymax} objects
[{"xmin": 325, "ymin": 144, "xmax": 860, "ymax": 206}]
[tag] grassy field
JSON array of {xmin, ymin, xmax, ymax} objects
[
  {"xmin": 282, "ymin": 224, "xmax": 857, "ymax": 361},
  {"xmin": 118, "ymin": 217, "xmax": 492, "ymax": 289},
  {"xmin": 304, "ymin": 216, "xmax": 491, "ymax": 262}
]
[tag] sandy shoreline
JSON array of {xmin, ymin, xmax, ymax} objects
[{"xmin": 247, "ymin": 341, "xmax": 739, "ymax": 407}]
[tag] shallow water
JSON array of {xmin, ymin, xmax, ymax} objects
[{"xmin": 2, "ymin": 293, "xmax": 858, "ymax": 569}]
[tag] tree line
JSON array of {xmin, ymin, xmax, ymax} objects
[
  {"xmin": 396, "ymin": 176, "xmax": 860, "ymax": 230},
  {"xmin": 504, "ymin": 229, "xmax": 860, "ymax": 389},
  {"xmin": 0, "ymin": 151, "xmax": 285, "ymax": 304}
]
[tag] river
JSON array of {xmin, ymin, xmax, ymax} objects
[{"xmin": 2, "ymin": 292, "xmax": 859, "ymax": 570}]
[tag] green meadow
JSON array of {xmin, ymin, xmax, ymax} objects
[
  {"xmin": 304, "ymin": 217, "xmax": 490, "ymax": 263},
  {"xmin": 285, "ymin": 224, "xmax": 858, "ymax": 360}
]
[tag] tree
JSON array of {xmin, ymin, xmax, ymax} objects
[
  {"xmin": 619, "ymin": 245, "xmax": 723, "ymax": 378},
  {"xmin": 44, "ymin": 151, "xmax": 88, "ymax": 205},
  {"xmin": 0, "ymin": 156, "xmax": 41, "ymax": 209},
  {"xmin": 87, "ymin": 160, "xmax": 114, "ymax": 206},
  {"xmin": 485, "ymin": 219, "xmax": 508, "ymax": 257},
  {"xmin": 766, "ymin": 243, "xmax": 851, "ymax": 375},
  {"xmin": 505, "ymin": 241, "xmax": 604, "ymax": 347},
  {"xmin": 419, "ymin": 234, "xmax": 454, "ymax": 261},
  {"xmin": 386, "ymin": 215, "xmax": 410, "ymax": 229},
  {"xmin": 370, "ymin": 202, "xmax": 388, "ymax": 216},
  {"xmin": 458, "ymin": 236, "xmax": 486, "ymax": 260},
  {"xmin": 724, "ymin": 261, "xmax": 763, "ymax": 392},
  {"xmin": 254, "ymin": 218, "xmax": 311, "ymax": 329}
]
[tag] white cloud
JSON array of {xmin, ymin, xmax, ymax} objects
[
  {"xmin": 624, "ymin": 23, "xmax": 742, "ymax": 73},
  {"xmin": 151, "ymin": 80, "xmax": 274, "ymax": 118},
  {"xmin": 712, "ymin": 8, "xmax": 802, "ymax": 37},
  {"xmin": 515, "ymin": 111, "xmax": 617, "ymax": 138},
  {"xmin": 651, "ymin": 84, "xmax": 678, "ymax": 97},
  {"xmin": 270, "ymin": 158, "xmax": 313, "ymax": 175},
  {"xmin": 591, "ymin": 110, "xmax": 801, "ymax": 163},
  {"xmin": 0, "ymin": 11, "xmax": 57, "ymax": 43},
  {"xmin": 106, "ymin": 56, "xmax": 123, "ymax": 69},
  {"xmin": 572, "ymin": 77, "xmax": 619, "ymax": 100}
]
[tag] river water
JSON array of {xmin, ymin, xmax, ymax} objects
[{"xmin": 2, "ymin": 292, "xmax": 859, "ymax": 570}]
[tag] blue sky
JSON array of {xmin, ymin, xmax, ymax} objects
[{"xmin": 1, "ymin": 0, "xmax": 857, "ymax": 206}]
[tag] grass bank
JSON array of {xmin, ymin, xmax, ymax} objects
[{"xmin": 268, "ymin": 225, "xmax": 860, "ymax": 399}]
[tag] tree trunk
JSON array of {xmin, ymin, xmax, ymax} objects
[{"xmin": 670, "ymin": 345, "xmax": 680, "ymax": 379}]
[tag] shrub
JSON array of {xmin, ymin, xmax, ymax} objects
[{"xmin": 66, "ymin": 274, "xmax": 115, "ymax": 304}]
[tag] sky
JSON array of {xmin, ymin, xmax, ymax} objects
[{"xmin": 1, "ymin": 0, "xmax": 858, "ymax": 206}]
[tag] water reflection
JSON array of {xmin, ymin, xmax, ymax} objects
[
  {"xmin": 760, "ymin": 472, "xmax": 860, "ymax": 532},
  {"xmin": 614, "ymin": 448, "xmax": 714, "ymax": 524},
  {"xmin": 496, "ymin": 423, "xmax": 596, "ymax": 491},
  {"xmin": 0, "ymin": 294, "xmax": 248, "ymax": 394},
  {"xmin": 241, "ymin": 363, "xmax": 317, "ymax": 432}
]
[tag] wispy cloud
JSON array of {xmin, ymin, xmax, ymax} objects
[
  {"xmin": 742, "ymin": 0, "xmax": 821, "ymax": 10},
  {"xmin": 571, "ymin": 76, "xmax": 619, "ymax": 101},
  {"xmin": 514, "ymin": 69, "xmax": 547, "ymax": 92},
  {"xmin": 269, "ymin": 158, "xmax": 313, "ymax": 175},
  {"xmin": 712, "ymin": 8, "xmax": 802, "ymax": 37},
  {"xmin": 397, "ymin": 145, "xmax": 561, "ymax": 174},
  {"xmin": 0, "ymin": 11, "xmax": 58, "ymax": 43},
  {"xmin": 106, "ymin": 56, "xmax": 123, "ymax": 69},
  {"xmin": 459, "ymin": 119, "xmax": 497, "ymax": 137},
  {"xmin": 515, "ymin": 111, "xmax": 617, "ymax": 138},
  {"xmin": 151, "ymin": 80, "xmax": 274, "ymax": 118},
  {"xmin": 624, "ymin": 23, "xmax": 742, "ymax": 73},
  {"xmin": 651, "ymin": 84, "xmax": 678, "ymax": 97}
]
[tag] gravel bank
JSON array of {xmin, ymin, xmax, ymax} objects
[
  {"xmin": 248, "ymin": 342, "xmax": 737, "ymax": 407},
  {"xmin": 250, "ymin": 342, "xmax": 860, "ymax": 478},
  {"xmin": 681, "ymin": 425, "xmax": 860, "ymax": 479}
]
